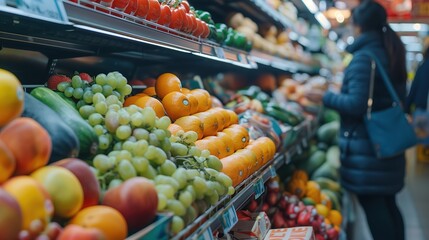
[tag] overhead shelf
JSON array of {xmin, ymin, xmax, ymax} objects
[
  {"xmin": 172, "ymin": 116, "xmax": 320, "ymax": 240},
  {"xmin": 250, "ymin": 50, "xmax": 320, "ymax": 74}
]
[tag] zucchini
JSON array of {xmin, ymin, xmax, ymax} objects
[
  {"xmin": 31, "ymin": 87, "xmax": 98, "ymax": 159},
  {"xmin": 22, "ymin": 93, "xmax": 80, "ymax": 163}
]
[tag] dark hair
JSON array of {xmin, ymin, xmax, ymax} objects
[{"xmin": 352, "ymin": 0, "xmax": 407, "ymax": 84}]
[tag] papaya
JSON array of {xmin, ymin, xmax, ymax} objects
[
  {"xmin": 22, "ymin": 93, "xmax": 80, "ymax": 163},
  {"xmin": 313, "ymin": 177, "xmax": 341, "ymax": 193},
  {"xmin": 322, "ymin": 189, "xmax": 341, "ymax": 211},
  {"xmin": 311, "ymin": 161, "xmax": 339, "ymax": 181},
  {"xmin": 317, "ymin": 121, "xmax": 340, "ymax": 145},
  {"xmin": 326, "ymin": 146, "xmax": 340, "ymax": 169},
  {"xmin": 297, "ymin": 150, "xmax": 326, "ymax": 176}
]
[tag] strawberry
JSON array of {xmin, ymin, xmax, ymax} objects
[
  {"xmin": 79, "ymin": 73, "xmax": 93, "ymax": 83},
  {"xmin": 47, "ymin": 75, "xmax": 71, "ymax": 90}
]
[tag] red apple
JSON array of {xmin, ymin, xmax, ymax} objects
[
  {"xmin": 0, "ymin": 189, "xmax": 22, "ymax": 239},
  {"xmin": 58, "ymin": 225, "xmax": 105, "ymax": 240},
  {"xmin": 129, "ymin": 79, "xmax": 144, "ymax": 86},
  {"xmin": 102, "ymin": 177, "xmax": 158, "ymax": 231},
  {"xmin": 52, "ymin": 158, "xmax": 100, "ymax": 209}
]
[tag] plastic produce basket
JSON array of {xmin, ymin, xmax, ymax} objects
[{"xmin": 127, "ymin": 213, "xmax": 173, "ymax": 240}]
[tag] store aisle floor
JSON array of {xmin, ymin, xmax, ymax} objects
[{"xmin": 403, "ymin": 148, "xmax": 429, "ymax": 240}]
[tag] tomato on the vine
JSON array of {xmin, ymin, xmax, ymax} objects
[
  {"xmin": 146, "ymin": 0, "xmax": 161, "ymax": 22},
  {"xmin": 180, "ymin": 1, "xmax": 191, "ymax": 13},
  {"xmin": 112, "ymin": 0, "xmax": 129, "ymax": 10},
  {"xmin": 133, "ymin": 0, "xmax": 149, "ymax": 17},
  {"xmin": 192, "ymin": 19, "xmax": 205, "ymax": 37},
  {"xmin": 201, "ymin": 22, "xmax": 210, "ymax": 38},
  {"xmin": 157, "ymin": 4, "xmax": 172, "ymax": 26},
  {"xmin": 169, "ymin": 7, "xmax": 184, "ymax": 30}
]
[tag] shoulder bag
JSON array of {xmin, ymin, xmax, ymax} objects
[{"xmin": 363, "ymin": 52, "xmax": 417, "ymax": 159}]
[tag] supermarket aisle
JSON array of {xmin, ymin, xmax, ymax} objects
[{"xmin": 402, "ymin": 148, "xmax": 429, "ymax": 240}]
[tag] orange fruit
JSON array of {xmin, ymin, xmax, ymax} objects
[
  {"xmin": 70, "ymin": 205, "xmax": 127, "ymax": 240},
  {"xmin": 181, "ymin": 88, "xmax": 191, "ymax": 94},
  {"xmin": 186, "ymin": 93, "xmax": 199, "ymax": 115},
  {"xmin": 205, "ymin": 136, "xmax": 228, "ymax": 159},
  {"xmin": 256, "ymin": 137, "xmax": 276, "ymax": 160},
  {"xmin": 174, "ymin": 116, "xmax": 204, "ymax": 139},
  {"xmin": 195, "ymin": 139, "xmax": 220, "ymax": 158},
  {"xmin": 206, "ymin": 108, "xmax": 225, "ymax": 132},
  {"xmin": 221, "ymin": 154, "xmax": 247, "ymax": 186},
  {"xmin": 167, "ymin": 124, "xmax": 184, "ymax": 135},
  {"xmin": 235, "ymin": 149, "xmax": 257, "ymax": 174},
  {"xmin": 328, "ymin": 210, "xmax": 342, "ymax": 227},
  {"xmin": 155, "ymin": 73, "xmax": 182, "ymax": 99},
  {"xmin": 0, "ymin": 140, "xmax": 15, "ymax": 183},
  {"xmin": 216, "ymin": 132, "xmax": 235, "ymax": 157},
  {"xmin": 225, "ymin": 109, "xmax": 238, "ymax": 126},
  {"xmin": 134, "ymin": 96, "xmax": 166, "ymax": 118},
  {"xmin": 191, "ymin": 89, "xmax": 210, "ymax": 113},
  {"xmin": 142, "ymin": 86, "xmax": 156, "ymax": 96},
  {"xmin": 162, "ymin": 92, "xmax": 191, "ymax": 121},
  {"xmin": 222, "ymin": 125, "xmax": 250, "ymax": 151},
  {"xmin": 194, "ymin": 112, "xmax": 218, "ymax": 137},
  {"xmin": 245, "ymin": 143, "xmax": 265, "ymax": 169},
  {"xmin": 123, "ymin": 95, "xmax": 142, "ymax": 107},
  {"xmin": 0, "ymin": 69, "xmax": 24, "ymax": 127},
  {"xmin": 216, "ymin": 108, "xmax": 231, "ymax": 129}
]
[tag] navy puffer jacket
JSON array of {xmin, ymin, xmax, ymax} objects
[{"xmin": 323, "ymin": 31, "xmax": 406, "ymax": 195}]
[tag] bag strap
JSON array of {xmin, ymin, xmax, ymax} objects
[{"xmin": 362, "ymin": 51, "xmax": 402, "ymax": 118}]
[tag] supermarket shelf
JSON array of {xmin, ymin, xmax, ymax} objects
[
  {"xmin": 250, "ymin": 50, "xmax": 320, "ymax": 74},
  {"xmin": 0, "ymin": 3, "xmax": 319, "ymax": 74},
  {"xmin": 173, "ymin": 117, "xmax": 318, "ymax": 239}
]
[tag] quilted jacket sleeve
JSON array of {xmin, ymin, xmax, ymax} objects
[{"xmin": 323, "ymin": 53, "xmax": 372, "ymax": 117}]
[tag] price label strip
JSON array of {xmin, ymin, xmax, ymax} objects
[
  {"xmin": 269, "ymin": 166, "xmax": 276, "ymax": 178},
  {"xmin": 221, "ymin": 205, "xmax": 238, "ymax": 234},
  {"xmin": 254, "ymin": 178, "xmax": 265, "ymax": 199},
  {"xmin": 16, "ymin": 0, "xmax": 68, "ymax": 22},
  {"xmin": 198, "ymin": 227, "xmax": 214, "ymax": 240},
  {"xmin": 214, "ymin": 47, "xmax": 225, "ymax": 59}
]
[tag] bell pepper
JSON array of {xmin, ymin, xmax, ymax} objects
[
  {"xmin": 224, "ymin": 32, "xmax": 235, "ymax": 46},
  {"xmin": 244, "ymin": 40, "xmax": 253, "ymax": 52},
  {"xmin": 195, "ymin": 10, "xmax": 213, "ymax": 24},
  {"xmin": 208, "ymin": 24, "xmax": 217, "ymax": 40},
  {"xmin": 233, "ymin": 32, "xmax": 247, "ymax": 49}
]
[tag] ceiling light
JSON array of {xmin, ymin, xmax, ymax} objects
[
  {"xmin": 315, "ymin": 12, "xmax": 331, "ymax": 29},
  {"xmin": 347, "ymin": 36, "xmax": 354, "ymax": 45},
  {"xmin": 335, "ymin": 1, "xmax": 347, "ymax": 9},
  {"xmin": 328, "ymin": 31, "xmax": 338, "ymax": 41},
  {"xmin": 302, "ymin": 0, "xmax": 319, "ymax": 14},
  {"xmin": 414, "ymin": 23, "xmax": 422, "ymax": 31},
  {"xmin": 390, "ymin": 23, "xmax": 428, "ymax": 32}
]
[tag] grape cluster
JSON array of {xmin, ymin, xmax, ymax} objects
[{"xmin": 57, "ymin": 71, "xmax": 235, "ymax": 235}]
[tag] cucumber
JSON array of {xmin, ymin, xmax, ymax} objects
[
  {"xmin": 31, "ymin": 87, "xmax": 98, "ymax": 159},
  {"xmin": 55, "ymin": 92, "xmax": 77, "ymax": 109},
  {"xmin": 297, "ymin": 150, "xmax": 326, "ymax": 176},
  {"xmin": 311, "ymin": 161, "xmax": 339, "ymax": 181},
  {"xmin": 22, "ymin": 93, "xmax": 80, "ymax": 163}
]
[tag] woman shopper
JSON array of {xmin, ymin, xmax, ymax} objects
[
  {"xmin": 306, "ymin": 1, "xmax": 406, "ymax": 240},
  {"xmin": 406, "ymin": 38, "xmax": 429, "ymax": 113}
]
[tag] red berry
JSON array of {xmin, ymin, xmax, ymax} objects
[
  {"xmin": 79, "ymin": 73, "xmax": 93, "ymax": 83},
  {"xmin": 47, "ymin": 75, "xmax": 71, "ymax": 90}
]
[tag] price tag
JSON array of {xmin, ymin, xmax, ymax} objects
[
  {"xmin": 198, "ymin": 227, "xmax": 214, "ymax": 240},
  {"xmin": 285, "ymin": 152, "xmax": 291, "ymax": 164},
  {"xmin": 269, "ymin": 166, "xmax": 276, "ymax": 178},
  {"xmin": 221, "ymin": 205, "xmax": 238, "ymax": 234},
  {"xmin": 16, "ymin": 0, "xmax": 68, "ymax": 22},
  {"xmin": 259, "ymin": 217, "xmax": 267, "ymax": 237},
  {"xmin": 214, "ymin": 47, "xmax": 225, "ymax": 59},
  {"xmin": 254, "ymin": 178, "xmax": 265, "ymax": 199}
]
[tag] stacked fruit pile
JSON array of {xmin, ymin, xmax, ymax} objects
[
  {"xmin": 244, "ymin": 174, "xmax": 341, "ymax": 240},
  {"xmin": 0, "ymin": 68, "xmax": 279, "ymax": 239}
]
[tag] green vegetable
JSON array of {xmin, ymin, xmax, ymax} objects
[
  {"xmin": 317, "ymin": 121, "xmax": 340, "ymax": 145},
  {"xmin": 233, "ymin": 33, "xmax": 247, "ymax": 48},
  {"xmin": 22, "ymin": 93, "xmax": 80, "ymax": 163},
  {"xmin": 297, "ymin": 150, "xmax": 326, "ymax": 176},
  {"xmin": 264, "ymin": 104, "xmax": 302, "ymax": 126},
  {"xmin": 195, "ymin": 10, "xmax": 212, "ymax": 24},
  {"xmin": 31, "ymin": 87, "xmax": 98, "ymax": 159},
  {"xmin": 311, "ymin": 161, "xmax": 339, "ymax": 181}
]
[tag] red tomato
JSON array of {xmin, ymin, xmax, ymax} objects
[
  {"xmin": 201, "ymin": 22, "xmax": 210, "ymax": 38},
  {"xmin": 181, "ymin": 1, "xmax": 190, "ymax": 13},
  {"xmin": 112, "ymin": 0, "xmax": 129, "ymax": 10},
  {"xmin": 180, "ymin": 10, "xmax": 192, "ymax": 33},
  {"xmin": 192, "ymin": 19, "xmax": 205, "ymax": 37},
  {"xmin": 188, "ymin": 14, "xmax": 198, "ymax": 34},
  {"xmin": 169, "ymin": 7, "xmax": 184, "ymax": 30},
  {"xmin": 146, "ymin": 0, "xmax": 161, "ymax": 22},
  {"xmin": 157, "ymin": 4, "xmax": 171, "ymax": 26},
  {"xmin": 133, "ymin": 0, "xmax": 149, "ymax": 17}
]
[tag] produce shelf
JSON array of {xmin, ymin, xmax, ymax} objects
[
  {"xmin": 173, "ymin": 116, "xmax": 319, "ymax": 239},
  {"xmin": 0, "ymin": 2, "xmax": 318, "ymax": 74}
]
